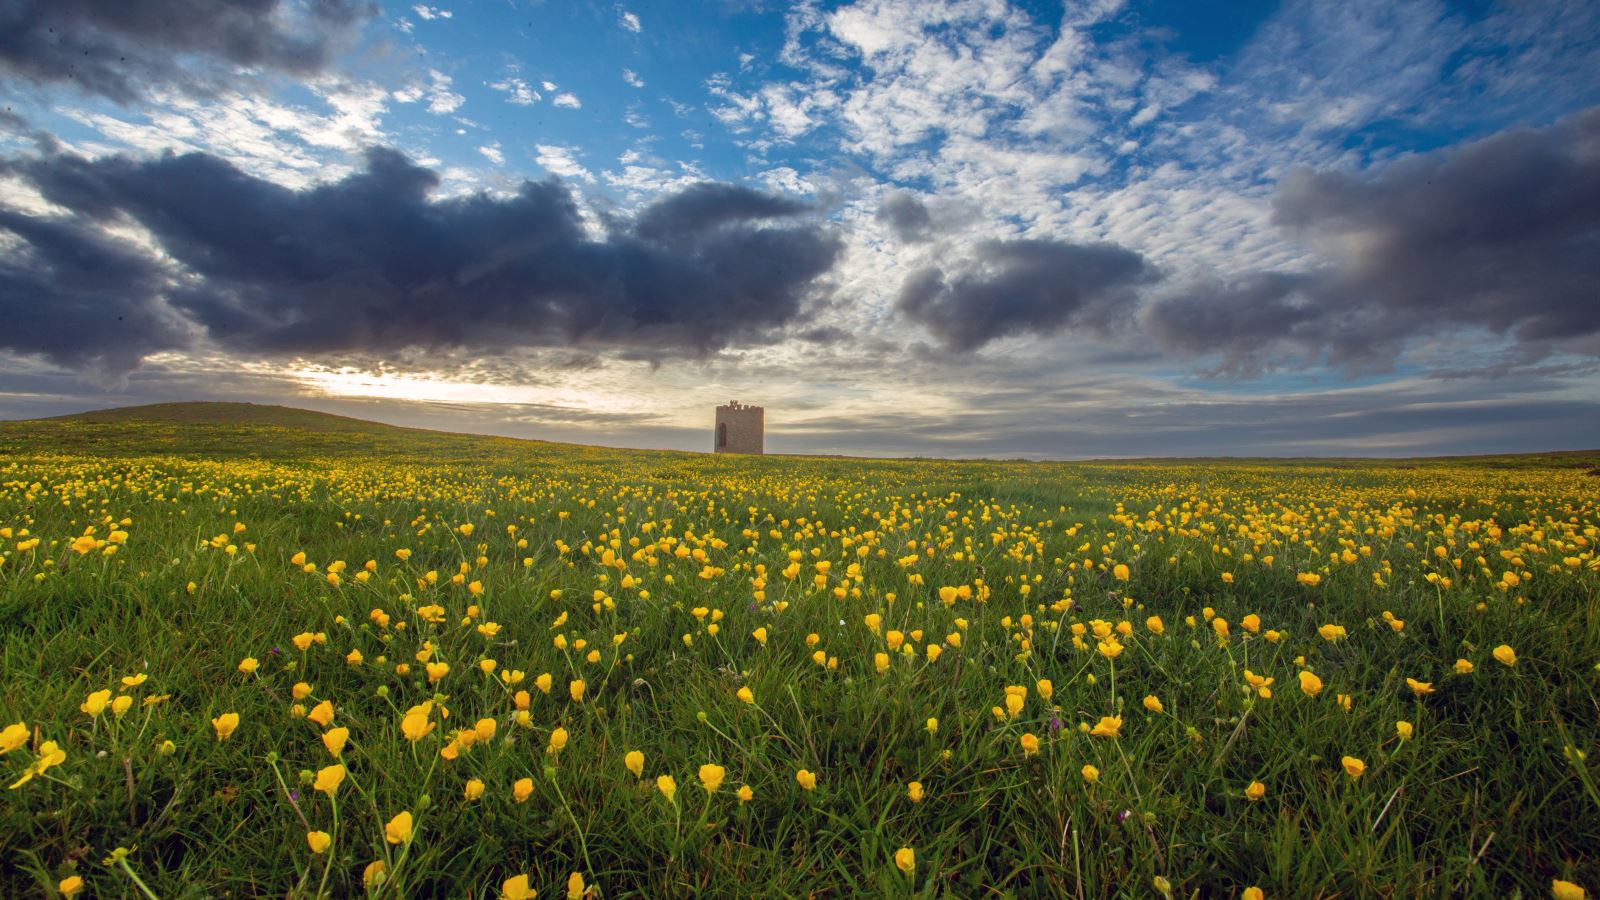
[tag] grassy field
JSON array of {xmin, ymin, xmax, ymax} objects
[{"xmin": 1, "ymin": 403, "xmax": 1597, "ymax": 898}]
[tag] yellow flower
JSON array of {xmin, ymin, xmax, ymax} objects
[
  {"xmin": 1090, "ymin": 715, "xmax": 1122, "ymax": 739},
  {"xmin": 307, "ymin": 700, "xmax": 335, "ymax": 727},
  {"xmin": 1245, "ymin": 780, "xmax": 1265, "ymax": 801},
  {"xmin": 1004, "ymin": 693, "xmax": 1025, "ymax": 719},
  {"xmin": 699, "ymin": 763, "xmax": 727, "ymax": 793},
  {"xmin": 1081, "ymin": 764, "xmax": 1099, "ymax": 784},
  {"xmin": 907, "ymin": 781, "xmax": 925, "ymax": 802},
  {"xmin": 59, "ymin": 876, "xmax": 84, "ymax": 897},
  {"xmin": 212, "ymin": 712, "xmax": 239, "ymax": 740},
  {"xmin": 736, "ymin": 686, "xmax": 755, "ymax": 704},
  {"xmin": 502, "ymin": 874, "xmax": 533, "ymax": 900},
  {"xmin": 925, "ymin": 717, "xmax": 939, "ymax": 734},
  {"xmin": 737, "ymin": 784, "xmax": 754, "ymax": 803},
  {"xmin": 1, "ymin": 722, "xmax": 27, "ymax": 754},
  {"xmin": 1341, "ymin": 756, "xmax": 1366, "ymax": 779},
  {"xmin": 313, "ymin": 764, "xmax": 345, "ymax": 795},
  {"xmin": 426, "ymin": 662, "xmax": 450, "ymax": 683},
  {"xmin": 796, "ymin": 769, "xmax": 817, "ymax": 790},
  {"xmin": 1318, "ymin": 623, "xmax": 1345, "ymax": 641},
  {"xmin": 657, "ymin": 774, "xmax": 677, "ymax": 801},
  {"xmin": 547, "ymin": 727, "xmax": 569, "ymax": 754},
  {"xmin": 401, "ymin": 704, "xmax": 435, "ymax": 742},
  {"xmin": 1113, "ymin": 563, "xmax": 1130, "ymax": 581},
  {"xmin": 1299, "ymin": 670, "xmax": 1323, "ymax": 697},
  {"xmin": 384, "ymin": 810, "xmax": 414, "ymax": 844},
  {"xmin": 567, "ymin": 871, "xmax": 585, "ymax": 899},
  {"xmin": 535, "ymin": 673, "xmax": 553, "ymax": 694},
  {"xmin": 81, "ymin": 689, "xmax": 112, "ymax": 717},
  {"xmin": 514, "ymin": 777, "xmax": 534, "ymax": 802},
  {"xmin": 1454, "ymin": 658, "xmax": 1475, "ymax": 675},
  {"xmin": 9, "ymin": 739, "xmax": 66, "ymax": 788},
  {"xmin": 1146, "ymin": 616, "xmax": 1165, "ymax": 635},
  {"xmin": 569, "ymin": 679, "xmax": 585, "ymax": 701},
  {"xmin": 1142, "ymin": 695, "xmax": 1163, "ymax": 714},
  {"xmin": 1552, "ymin": 879, "xmax": 1588, "ymax": 900},
  {"xmin": 121, "ymin": 673, "xmax": 148, "ymax": 687},
  {"xmin": 323, "ymin": 727, "xmax": 349, "ymax": 758},
  {"xmin": 111, "ymin": 695, "xmax": 133, "ymax": 718},
  {"xmin": 1242, "ymin": 889, "xmax": 1264, "ymax": 900},
  {"xmin": 1396, "ymin": 720, "xmax": 1414, "ymax": 740},
  {"xmin": 1405, "ymin": 678, "xmax": 1433, "ymax": 696},
  {"xmin": 625, "ymin": 750, "xmax": 645, "ymax": 778},
  {"xmin": 292, "ymin": 682, "xmax": 313, "ymax": 700},
  {"xmin": 752, "ymin": 627, "xmax": 768, "ymax": 645},
  {"xmin": 363, "ymin": 860, "xmax": 388, "ymax": 888},
  {"xmin": 475, "ymin": 718, "xmax": 497, "ymax": 742},
  {"xmin": 1020, "ymin": 733, "xmax": 1040, "ymax": 755},
  {"xmin": 464, "ymin": 778, "xmax": 485, "ymax": 801},
  {"xmin": 895, "ymin": 847, "xmax": 915, "ymax": 875},
  {"xmin": 307, "ymin": 831, "xmax": 332, "ymax": 854},
  {"xmin": 874, "ymin": 652, "xmax": 890, "ymax": 675},
  {"xmin": 1493, "ymin": 645, "xmax": 1517, "ymax": 667}
]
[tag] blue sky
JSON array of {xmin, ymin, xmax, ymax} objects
[{"xmin": 1, "ymin": 0, "xmax": 1597, "ymax": 457}]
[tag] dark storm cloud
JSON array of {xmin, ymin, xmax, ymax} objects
[
  {"xmin": 0, "ymin": 207, "xmax": 188, "ymax": 376},
  {"xmin": 896, "ymin": 239, "xmax": 1158, "ymax": 351},
  {"xmin": 876, "ymin": 191, "xmax": 935, "ymax": 243},
  {"xmin": 0, "ymin": 146, "xmax": 843, "ymax": 371},
  {"xmin": 0, "ymin": 0, "xmax": 376, "ymax": 103},
  {"xmin": 1148, "ymin": 106, "xmax": 1600, "ymax": 371},
  {"xmin": 633, "ymin": 182, "xmax": 808, "ymax": 245}
]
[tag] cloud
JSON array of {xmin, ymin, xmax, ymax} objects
[
  {"xmin": 875, "ymin": 190, "xmax": 933, "ymax": 242},
  {"xmin": 896, "ymin": 238, "xmax": 1157, "ymax": 351},
  {"xmin": 489, "ymin": 77, "xmax": 539, "ymax": 105},
  {"xmin": 0, "ymin": 145, "xmax": 843, "ymax": 373},
  {"xmin": 534, "ymin": 145, "xmax": 593, "ymax": 182},
  {"xmin": 633, "ymin": 182, "xmax": 809, "ymax": 245},
  {"xmin": 1146, "ymin": 106, "xmax": 1600, "ymax": 372},
  {"xmin": 623, "ymin": 69, "xmax": 645, "ymax": 88},
  {"xmin": 0, "ymin": 0, "xmax": 376, "ymax": 103},
  {"xmin": 412, "ymin": 4, "xmax": 451, "ymax": 20},
  {"xmin": 0, "ymin": 205, "xmax": 187, "ymax": 377},
  {"xmin": 552, "ymin": 93, "xmax": 582, "ymax": 109},
  {"xmin": 478, "ymin": 144, "xmax": 504, "ymax": 165},
  {"xmin": 620, "ymin": 11, "xmax": 642, "ymax": 33},
  {"xmin": 424, "ymin": 70, "xmax": 465, "ymax": 115}
]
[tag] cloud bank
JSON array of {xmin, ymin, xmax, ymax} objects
[
  {"xmin": 0, "ymin": 146, "xmax": 842, "ymax": 375},
  {"xmin": 0, "ymin": 0, "xmax": 377, "ymax": 102}
]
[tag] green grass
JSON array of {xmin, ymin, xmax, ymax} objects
[{"xmin": 0, "ymin": 404, "xmax": 1597, "ymax": 898}]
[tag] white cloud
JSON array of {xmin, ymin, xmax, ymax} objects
[
  {"xmin": 535, "ymin": 144, "xmax": 594, "ymax": 182},
  {"xmin": 478, "ymin": 143, "xmax": 504, "ymax": 164},
  {"xmin": 424, "ymin": 70, "xmax": 464, "ymax": 115},
  {"xmin": 622, "ymin": 68, "xmax": 645, "ymax": 88},
  {"xmin": 412, "ymin": 5, "xmax": 452, "ymax": 20},
  {"xmin": 541, "ymin": 81, "xmax": 558, "ymax": 92},
  {"xmin": 489, "ymin": 77, "xmax": 539, "ymax": 105},
  {"xmin": 552, "ymin": 92, "xmax": 581, "ymax": 109},
  {"xmin": 620, "ymin": 11, "xmax": 641, "ymax": 32}
]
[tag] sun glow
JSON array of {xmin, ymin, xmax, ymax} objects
[{"xmin": 288, "ymin": 365, "xmax": 617, "ymax": 414}]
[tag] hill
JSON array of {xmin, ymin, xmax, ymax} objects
[{"xmin": 0, "ymin": 400, "xmax": 582, "ymax": 462}]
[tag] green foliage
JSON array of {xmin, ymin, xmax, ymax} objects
[{"xmin": 0, "ymin": 406, "xmax": 1596, "ymax": 898}]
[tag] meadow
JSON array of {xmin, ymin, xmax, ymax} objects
[{"xmin": 1, "ymin": 404, "xmax": 1597, "ymax": 898}]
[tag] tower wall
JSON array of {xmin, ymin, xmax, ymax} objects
[{"xmin": 714, "ymin": 401, "xmax": 764, "ymax": 454}]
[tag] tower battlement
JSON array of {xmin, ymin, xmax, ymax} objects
[{"xmin": 714, "ymin": 400, "xmax": 764, "ymax": 454}]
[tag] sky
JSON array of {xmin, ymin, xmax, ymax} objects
[{"xmin": 0, "ymin": 0, "xmax": 1597, "ymax": 458}]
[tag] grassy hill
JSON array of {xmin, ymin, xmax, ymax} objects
[
  {"xmin": 0, "ymin": 401, "xmax": 588, "ymax": 463},
  {"xmin": 4, "ymin": 401, "xmax": 1596, "ymax": 473}
]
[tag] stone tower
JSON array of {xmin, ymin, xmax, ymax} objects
[{"xmin": 714, "ymin": 400, "xmax": 764, "ymax": 454}]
